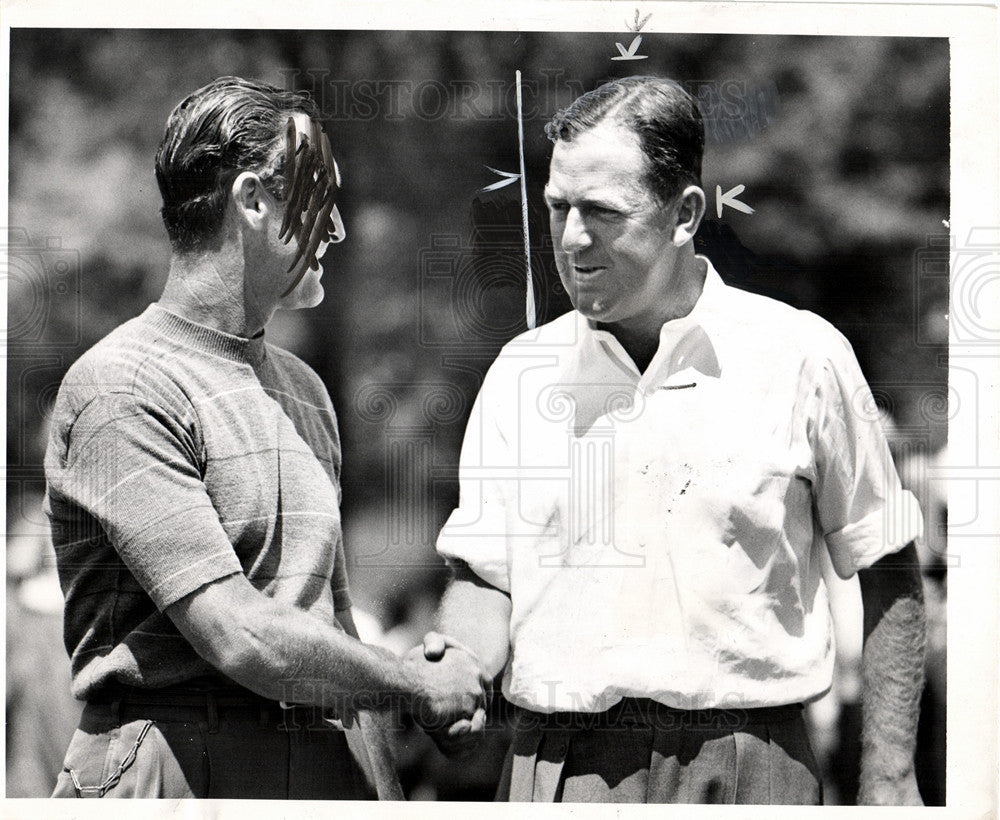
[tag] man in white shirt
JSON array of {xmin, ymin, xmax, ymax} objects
[{"xmin": 425, "ymin": 76, "xmax": 926, "ymax": 805}]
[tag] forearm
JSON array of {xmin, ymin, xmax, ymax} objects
[
  {"xmin": 436, "ymin": 562, "xmax": 512, "ymax": 677},
  {"xmin": 167, "ymin": 574, "xmax": 417, "ymax": 714},
  {"xmin": 168, "ymin": 572, "xmax": 488, "ymax": 728},
  {"xmin": 857, "ymin": 541, "xmax": 927, "ymax": 803},
  {"xmin": 210, "ymin": 597, "xmax": 415, "ymax": 713}
]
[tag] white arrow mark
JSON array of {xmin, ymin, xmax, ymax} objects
[
  {"xmin": 716, "ymin": 184, "xmax": 755, "ymax": 218},
  {"xmin": 481, "ymin": 165, "xmax": 520, "ymax": 192},
  {"xmin": 476, "ymin": 72, "xmax": 535, "ymax": 329},
  {"xmin": 627, "ymin": 9, "xmax": 652, "ymax": 31},
  {"xmin": 612, "ymin": 35, "xmax": 648, "ymax": 61}
]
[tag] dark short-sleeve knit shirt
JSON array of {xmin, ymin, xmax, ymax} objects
[{"xmin": 44, "ymin": 305, "xmax": 352, "ymax": 700}]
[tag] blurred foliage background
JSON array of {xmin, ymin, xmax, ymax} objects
[{"xmin": 7, "ymin": 29, "xmax": 948, "ymax": 801}]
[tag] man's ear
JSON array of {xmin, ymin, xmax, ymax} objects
[
  {"xmin": 230, "ymin": 171, "xmax": 270, "ymax": 232},
  {"xmin": 672, "ymin": 185, "xmax": 706, "ymax": 246}
]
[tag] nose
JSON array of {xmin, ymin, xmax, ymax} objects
[
  {"xmin": 328, "ymin": 204, "xmax": 346, "ymax": 244},
  {"xmin": 561, "ymin": 207, "xmax": 592, "ymax": 253}
]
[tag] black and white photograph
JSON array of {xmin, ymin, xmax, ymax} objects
[{"xmin": 2, "ymin": 3, "xmax": 997, "ymax": 815}]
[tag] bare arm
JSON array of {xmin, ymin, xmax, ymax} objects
[
  {"xmin": 165, "ymin": 572, "xmax": 489, "ymax": 726},
  {"xmin": 434, "ymin": 561, "xmax": 512, "ymax": 679},
  {"xmin": 856, "ymin": 540, "xmax": 926, "ymax": 805}
]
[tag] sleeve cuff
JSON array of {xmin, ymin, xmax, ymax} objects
[
  {"xmin": 436, "ymin": 510, "xmax": 510, "ymax": 593},
  {"xmin": 148, "ymin": 552, "xmax": 244, "ymax": 610},
  {"xmin": 826, "ymin": 490, "xmax": 924, "ymax": 579}
]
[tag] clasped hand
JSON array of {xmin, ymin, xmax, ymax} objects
[{"xmin": 404, "ymin": 631, "xmax": 492, "ymax": 758}]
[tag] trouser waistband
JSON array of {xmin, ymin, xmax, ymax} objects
[
  {"xmin": 515, "ymin": 697, "xmax": 805, "ymax": 732},
  {"xmin": 84, "ymin": 680, "xmax": 322, "ymax": 733}
]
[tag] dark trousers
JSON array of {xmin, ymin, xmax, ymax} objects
[
  {"xmin": 497, "ymin": 698, "xmax": 823, "ymax": 804},
  {"xmin": 52, "ymin": 684, "xmax": 376, "ymax": 799}
]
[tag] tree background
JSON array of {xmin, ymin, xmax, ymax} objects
[{"xmin": 6, "ymin": 29, "xmax": 949, "ymax": 801}]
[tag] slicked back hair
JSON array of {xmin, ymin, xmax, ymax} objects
[
  {"xmin": 155, "ymin": 76, "xmax": 320, "ymax": 253},
  {"xmin": 545, "ymin": 76, "xmax": 704, "ymax": 205}
]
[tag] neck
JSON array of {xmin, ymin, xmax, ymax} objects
[
  {"xmin": 158, "ymin": 246, "xmax": 271, "ymax": 338},
  {"xmin": 599, "ymin": 251, "xmax": 707, "ymax": 373}
]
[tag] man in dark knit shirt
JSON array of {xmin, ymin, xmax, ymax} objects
[{"xmin": 43, "ymin": 76, "xmax": 490, "ymax": 799}]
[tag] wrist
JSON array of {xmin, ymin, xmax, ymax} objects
[
  {"xmin": 858, "ymin": 748, "xmax": 918, "ymax": 798},
  {"xmin": 859, "ymin": 764, "xmax": 916, "ymax": 787},
  {"xmin": 860, "ymin": 734, "xmax": 917, "ymax": 780},
  {"xmin": 398, "ymin": 652, "xmax": 429, "ymax": 713},
  {"xmin": 857, "ymin": 769, "xmax": 922, "ymax": 806}
]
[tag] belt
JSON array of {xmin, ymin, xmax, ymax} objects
[
  {"xmin": 516, "ymin": 697, "xmax": 805, "ymax": 732},
  {"xmin": 84, "ymin": 679, "xmax": 327, "ymax": 733}
]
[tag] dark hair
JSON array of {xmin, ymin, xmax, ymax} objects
[
  {"xmin": 154, "ymin": 76, "xmax": 320, "ymax": 253},
  {"xmin": 545, "ymin": 76, "xmax": 704, "ymax": 203}
]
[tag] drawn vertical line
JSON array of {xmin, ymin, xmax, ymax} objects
[{"xmin": 516, "ymin": 69, "xmax": 535, "ymax": 330}]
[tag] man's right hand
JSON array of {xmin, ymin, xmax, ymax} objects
[
  {"xmin": 406, "ymin": 631, "xmax": 491, "ymax": 758},
  {"xmin": 403, "ymin": 633, "xmax": 491, "ymax": 741}
]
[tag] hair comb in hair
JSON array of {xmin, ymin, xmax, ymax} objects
[{"xmin": 278, "ymin": 116, "xmax": 344, "ymax": 296}]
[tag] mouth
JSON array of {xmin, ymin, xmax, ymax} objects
[{"xmin": 572, "ymin": 264, "xmax": 606, "ymax": 276}]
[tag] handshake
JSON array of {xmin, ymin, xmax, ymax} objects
[{"xmin": 403, "ymin": 632, "xmax": 492, "ymax": 758}]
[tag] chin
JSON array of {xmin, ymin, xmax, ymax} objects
[
  {"xmin": 300, "ymin": 284, "xmax": 325, "ymax": 309},
  {"xmin": 280, "ymin": 280, "xmax": 325, "ymax": 311},
  {"xmin": 571, "ymin": 296, "xmax": 609, "ymax": 321}
]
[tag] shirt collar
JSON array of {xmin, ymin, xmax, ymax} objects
[
  {"xmin": 144, "ymin": 304, "xmax": 267, "ymax": 366},
  {"xmin": 580, "ymin": 256, "xmax": 726, "ymax": 385}
]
